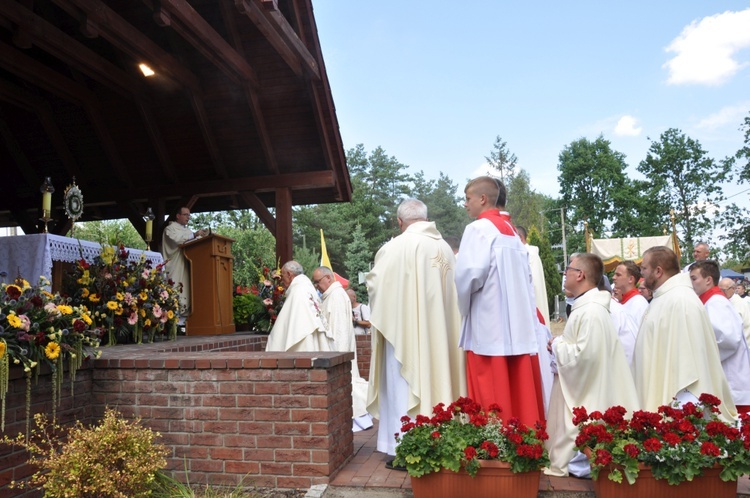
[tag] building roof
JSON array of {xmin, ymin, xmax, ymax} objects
[{"xmin": 0, "ymin": 0, "xmax": 350, "ymax": 239}]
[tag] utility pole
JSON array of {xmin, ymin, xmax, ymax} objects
[{"xmin": 561, "ymin": 207, "xmax": 567, "ymax": 265}]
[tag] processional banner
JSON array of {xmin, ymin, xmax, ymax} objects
[{"xmin": 590, "ymin": 235, "xmax": 674, "ymax": 270}]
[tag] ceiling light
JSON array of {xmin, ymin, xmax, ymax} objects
[{"xmin": 139, "ymin": 63, "xmax": 155, "ymax": 77}]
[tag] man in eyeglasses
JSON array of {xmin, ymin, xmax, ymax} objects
[
  {"xmin": 313, "ymin": 266, "xmax": 373, "ymax": 432},
  {"xmin": 161, "ymin": 206, "xmax": 209, "ymax": 322},
  {"xmin": 266, "ymin": 261, "xmax": 333, "ymax": 352},
  {"xmin": 633, "ymin": 247, "xmax": 736, "ymax": 422}
]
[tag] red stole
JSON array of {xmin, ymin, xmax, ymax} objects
[
  {"xmin": 620, "ymin": 288, "xmax": 640, "ymax": 304},
  {"xmin": 478, "ymin": 210, "xmax": 518, "ymax": 237},
  {"xmin": 699, "ymin": 286, "xmax": 725, "ymax": 304}
]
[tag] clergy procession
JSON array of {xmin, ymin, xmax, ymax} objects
[{"xmin": 264, "ymin": 174, "xmax": 750, "ymax": 478}]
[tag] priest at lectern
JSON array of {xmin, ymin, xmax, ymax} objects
[{"xmin": 162, "ymin": 206, "xmax": 208, "ymax": 321}]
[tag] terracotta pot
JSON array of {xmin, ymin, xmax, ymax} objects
[
  {"xmin": 593, "ymin": 464, "xmax": 737, "ymax": 498},
  {"xmin": 410, "ymin": 460, "xmax": 540, "ymax": 498}
]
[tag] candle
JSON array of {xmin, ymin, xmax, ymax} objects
[
  {"xmin": 145, "ymin": 219, "xmax": 153, "ymax": 241},
  {"xmin": 42, "ymin": 191, "xmax": 52, "ymax": 213}
]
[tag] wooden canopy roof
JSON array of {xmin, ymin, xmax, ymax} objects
[{"xmin": 0, "ymin": 0, "xmax": 350, "ymax": 260}]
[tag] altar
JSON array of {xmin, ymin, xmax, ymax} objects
[{"xmin": 0, "ymin": 234, "xmax": 163, "ymax": 290}]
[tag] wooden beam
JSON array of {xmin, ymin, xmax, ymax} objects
[
  {"xmin": 234, "ymin": 0, "xmax": 319, "ymax": 79},
  {"xmin": 0, "ymin": 108, "xmax": 42, "ymax": 192},
  {"xmin": 189, "ymin": 92, "xmax": 228, "ymax": 179},
  {"xmin": 219, "ymin": 0, "xmax": 279, "ymax": 174},
  {"xmin": 83, "ymin": 171, "xmax": 335, "ymax": 204},
  {"xmin": 144, "ymin": 0, "xmax": 259, "ymax": 89},
  {"xmin": 239, "ymin": 191, "xmax": 275, "ymax": 233},
  {"xmin": 0, "ymin": 2, "xmax": 149, "ymax": 101},
  {"xmin": 275, "ymin": 187, "xmax": 292, "ymax": 263},
  {"xmin": 135, "ymin": 99, "xmax": 178, "ymax": 183},
  {"xmin": 50, "ymin": 0, "xmax": 203, "ymax": 95},
  {"xmin": 0, "ymin": 78, "xmax": 82, "ymax": 182}
]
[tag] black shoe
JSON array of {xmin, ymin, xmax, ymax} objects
[{"xmin": 385, "ymin": 459, "xmax": 407, "ymax": 471}]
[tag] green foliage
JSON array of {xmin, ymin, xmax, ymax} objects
[
  {"xmin": 485, "ymin": 135, "xmax": 518, "ymax": 184},
  {"xmin": 575, "ymin": 394, "xmax": 750, "ymax": 486},
  {"xmin": 638, "ymin": 128, "xmax": 730, "ymax": 258},
  {"xmin": 215, "ymin": 221, "xmax": 276, "ymax": 288},
  {"xmin": 527, "ymin": 226, "xmax": 562, "ymax": 315},
  {"xmin": 506, "ymin": 169, "xmax": 548, "ymax": 232},
  {"xmin": 232, "ymin": 294, "xmax": 266, "ymax": 332},
  {"xmin": 70, "ymin": 220, "xmax": 147, "ymax": 250},
  {"xmin": 393, "ymin": 396, "xmax": 549, "ymax": 478},
  {"xmin": 2, "ymin": 408, "xmax": 168, "ymax": 497},
  {"xmin": 345, "ymin": 224, "xmax": 371, "ymax": 301},
  {"xmin": 557, "ymin": 135, "xmax": 635, "ymax": 237},
  {"xmin": 419, "ymin": 172, "xmax": 470, "ymax": 239},
  {"xmin": 292, "ymin": 245, "xmax": 321, "ymax": 280}
]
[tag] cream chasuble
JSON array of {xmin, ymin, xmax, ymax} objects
[
  {"xmin": 633, "ymin": 273, "xmax": 736, "ymax": 422},
  {"xmin": 547, "ymin": 289, "xmax": 639, "ymax": 476},
  {"xmin": 527, "ymin": 244, "xmax": 550, "ymax": 326},
  {"xmin": 321, "ymin": 281, "xmax": 370, "ymax": 419},
  {"xmin": 266, "ymin": 275, "xmax": 333, "ymax": 353},
  {"xmin": 366, "ymin": 221, "xmax": 466, "ymax": 420},
  {"xmin": 161, "ymin": 222, "xmax": 195, "ymax": 315}
]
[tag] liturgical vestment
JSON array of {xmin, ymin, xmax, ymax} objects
[
  {"xmin": 320, "ymin": 281, "xmax": 373, "ymax": 426},
  {"xmin": 366, "ymin": 221, "xmax": 466, "ymax": 453},
  {"xmin": 547, "ymin": 288, "xmax": 639, "ymax": 476},
  {"xmin": 161, "ymin": 221, "xmax": 196, "ymax": 316},
  {"xmin": 633, "ymin": 273, "xmax": 737, "ymax": 422},
  {"xmin": 266, "ymin": 275, "xmax": 333, "ymax": 353},
  {"xmin": 455, "ymin": 211, "xmax": 545, "ymax": 426},
  {"xmin": 702, "ymin": 288, "xmax": 750, "ymax": 409},
  {"xmin": 729, "ymin": 293, "xmax": 750, "ymax": 347}
]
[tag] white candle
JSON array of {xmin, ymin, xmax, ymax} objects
[
  {"xmin": 145, "ymin": 220, "xmax": 153, "ymax": 241},
  {"xmin": 42, "ymin": 191, "xmax": 51, "ymax": 213}
]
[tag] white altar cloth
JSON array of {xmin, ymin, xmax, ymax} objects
[{"xmin": 0, "ymin": 234, "xmax": 163, "ymax": 285}]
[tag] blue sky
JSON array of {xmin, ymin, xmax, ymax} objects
[{"xmin": 313, "ymin": 2, "xmax": 750, "ymax": 208}]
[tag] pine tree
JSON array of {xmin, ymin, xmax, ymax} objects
[{"xmin": 345, "ymin": 224, "xmax": 373, "ymax": 302}]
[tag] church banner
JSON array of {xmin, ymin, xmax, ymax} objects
[{"xmin": 590, "ymin": 235, "xmax": 674, "ymax": 270}]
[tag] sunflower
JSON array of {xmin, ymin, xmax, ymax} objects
[
  {"xmin": 89, "ymin": 294, "xmax": 100, "ymax": 303},
  {"xmin": 167, "ymin": 310, "xmax": 175, "ymax": 320},
  {"xmin": 139, "ymin": 291, "xmax": 148, "ymax": 301},
  {"xmin": 45, "ymin": 342, "xmax": 61, "ymax": 360},
  {"xmin": 115, "ymin": 292, "xmax": 124, "ymax": 301},
  {"xmin": 106, "ymin": 301, "xmax": 118, "ymax": 311},
  {"xmin": 7, "ymin": 314, "xmax": 22, "ymax": 329},
  {"xmin": 57, "ymin": 305, "xmax": 73, "ymax": 315}
]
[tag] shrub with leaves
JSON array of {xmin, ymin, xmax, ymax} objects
[{"xmin": 2, "ymin": 408, "xmax": 168, "ymax": 497}]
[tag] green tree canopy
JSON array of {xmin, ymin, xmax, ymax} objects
[{"xmin": 485, "ymin": 135, "xmax": 518, "ymax": 184}]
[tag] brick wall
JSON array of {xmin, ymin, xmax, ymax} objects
[
  {"xmin": 0, "ymin": 334, "xmax": 355, "ymax": 495},
  {"xmin": 356, "ymin": 335, "xmax": 371, "ymax": 381}
]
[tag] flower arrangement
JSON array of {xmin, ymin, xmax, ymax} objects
[
  {"xmin": 393, "ymin": 396, "xmax": 550, "ymax": 478},
  {"xmin": 66, "ymin": 244, "xmax": 181, "ymax": 344},
  {"xmin": 232, "ymin": 264, "xmax": 284, "ymax": 332},
  {"xmin": 574, "ymin": 393, "xmax": 750, "ymax": 485},
  {"xmin": 0, "ymin": 276, "xmax": 101, "ymax": 430}
]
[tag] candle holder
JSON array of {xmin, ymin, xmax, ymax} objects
[
  {"xmin": 39, "ymin": 177, "xmax": 55, "ymax": 233},
  {"xmin": 143, "ymin": 207, "xmax": 155, "ymax": 250}
]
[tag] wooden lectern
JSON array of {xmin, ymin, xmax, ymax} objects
[{"xmin": 181, "ymin": 234, "xmax": 236, "ymax": 335}]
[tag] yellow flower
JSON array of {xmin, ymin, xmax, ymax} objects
[
  {"xmin": 115, "ymin": 307, "xmax": 124, "ymax": 315},
  {"xmin": 144, "ymin": 319, "xmax": 151, "ymax": 327},
  {"xmin": 167, "ymin": 310, "xmax": 175, "ymax": 320},
  {"xmin": 82, "ymin": 314, "xmax": 93, "ymax": 326},
  {"xmin": 42, "ymin": 290, "xmax": 54, "ymax": 299},
  {"xmin": 116, "ymin": 292, "xmax": 124, "ymax": 301},
  {"xmin": 139, "ymin": 291, "xmax": 148, "ymax": 301},
  {"xmin": 6, "ymin": 284, "xmax": 22, "ymax": 296},
  {"xmin": 89, "ymin": 294, "xmax": 100, "ymax": 303},
  {"xmin": 57, "ymin": 305, "xmax": 73, "ymax": 315},
  {"xmin": 140, "ymin": 309, "xmax": 146, "ymax": 318},
  {"xmin": 45, "ymin": 342, "xmax": 61, "ymax": 360},
  {"xmin": 20, "ymin": 279, "xmax": 31, "ymax": 290},
  {"xmin": 81, "ymin": 288, "xmax": 90, "ymax": 298},
  {"xmin": 7, "ymin": 314, "xmax": 22, "ymax": 329},
  {"xmin": 101, "ymin": 246, "xmax": 115, "ymax": 265},
  {"xmin": 0, "ymin": 340, "xmax": 6, "ymax": 358},
  {"xmin": 106, "ymin": 301, "xmax": 118, "ymax": 311}
]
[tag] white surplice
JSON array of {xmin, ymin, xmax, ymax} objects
[
  {"xmin": 161, "ymin": 221, "xmax": 196, "ymax": 316},
  {"xmin": 729, "ymin": 293, "xmax": 750, "ymax": 347},
  {"xmin": 609, "ymin": 299, "xmax": 639, "ymax": 365}
]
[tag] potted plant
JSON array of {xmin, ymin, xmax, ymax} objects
[
  {"xmin": 393, "ymin": 396, "xmax": 548, "ymax": 498},
  {"xmin": 574, "ymin": 393, "xmax": 750, "ymax": 498}
]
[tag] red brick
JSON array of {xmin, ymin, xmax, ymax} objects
[
  {"xmin": 202, "ymin": 421, "xmax": 238, "ymax": 433},
  {"xmin": 223, "ymin": 435, "xmax": 257, "ymax": 448},
  {"xmin": 309, "ymin": 370, "xmax": 329, "ymax": 382},
  {"xmin": 237, "ymin": 370, "xmax": 272, "ymax": 381},
  {"xmin": 244, "ymin": 448, "xmax": 274, "ymax": 461},
  {"xmin": 190, "ymin": 459, "xmax": 223, "ymax": 472},
  {"xmin": 188, "ymin": 408, "xmax": 219, "ymax": 420},
  {"xmin": 202, "ymin": 395, "xmax": 237, "ymax": 407},
  {"xmin": 274, "ymin": 396, "xmax": 310, "ymax": 408},
  {"xmin": 218, "ymin": 408, "xmax": 256, "ymax": 421},
  {"xmin": 237, "ymin": 394, "xmax": 272, "ymax": 407},
  {"xmin": 151, "ymin": 407, "xmax": 184, "ymax": 419},
  {"xmin": 290, "ymin": 384, "xmax": 329, "ymax": 395},
  {"xmin": 260, "ymin": 462, "xmax": 292, "ymax": 475},
  {"xmin": 190, "ymin": 433, "xmax": 223, "ymax": 446},
  {"xmin": 225, "ymin": 461, "xmax": 260, "ymax": 474},
  {"xmin": 294, "ymin": 463, "xmax": 331, "ymax": 476},
  {"xmin": 291, "ymin": 409, "xmax": 328, "ymax": 422},
  {"xmin": 254, "ymin": 382, "xmax": 290, "ymax": 395},
  {"xmin": 274, "ymin": 422, "xmax": 310, "ymax": 435},
  {"xmin": 137, "ymin": 370, "xmax": 169, "ymax": 381},
  {"xmin": 219, "ymin": 383, "xmax": 254, "ymax": 394},
  {"xmin": 255, "ymin": 408, "xmax": 291, "ymax": 421},
  {"xmin": 137, "ymin": 394, "xmax": 169, "ymax": 406},
  {"xmin": 274, "ymin": 369, "xmax": 310, "ymax": 381},
  {"xmin": 189, "ymin": 382, "xmax": 218, "ymax": 394},
  {"xmin": 256, "ymin": 436, "xmax": 292, "ymax": 448},
  {"xmin": 210, "ymin": 447, "xmax": 243, "ymax": 460},
  {"xmin": 277, "ymin": 476, "xmax": 313, "ymax": 488},
  {"xmin": 311, "ymin": 450, "xmax": 329, "ymax": 463},
  {"xmin": 237, "ymin": 422, "xmax": 271, "ymax": 434},
  {"xmin": 275, "ymin": 449, "xmax": 311, "ymax": 462},
  {"xmin": 294, "ymin": 436, "xmax": 329, "ymax": 449}
]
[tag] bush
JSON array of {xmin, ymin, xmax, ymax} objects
[{"xmin": 2, "ymin": 408, "xmax": 168, "ymax": 497}]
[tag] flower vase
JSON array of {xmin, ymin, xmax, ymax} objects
[
  {"xmin": 593, "ymin": 464, "xmax": 736, "ymax": 498},
  {"xmin": 410, "ymin": 460, "xmax": 540, "ymax": 498}
]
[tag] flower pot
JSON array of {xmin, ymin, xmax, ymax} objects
[
  {"xmin": 410, "ymin": 460, "xmax": 540, "ymax": 498},
  {"xmin": 593, "ymin": 464, "xmax": 737, "ymax": 498}
]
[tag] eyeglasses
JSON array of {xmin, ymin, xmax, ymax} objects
[
  {"xmin": 565, "ymin": 266, "xmax": 583, "ymax": 274},
  {"xmin": 313, "ymin": 275, "xmax": 329, "ymax": 286}
]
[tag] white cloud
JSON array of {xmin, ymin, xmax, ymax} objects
[
  {"xmin": 614, "ymin": 115, "xmax": 642, "ymax": 136},
  {"xmin": 694, "ymin": 101, "xmax": 750, "ymax": 130},
  {"xmin": 664, "ymin": 8, "xmax": 750, "ymax": 86}
]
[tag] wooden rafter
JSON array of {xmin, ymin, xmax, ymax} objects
[
  {"xmin": 239, "ymin": 191, "xmax": 276, "ymax": 233},
  {"xmin": 135, "ymin": 99, "xmax": 178, "ymax": 184},
  {"xmin": 82, "ymin": 171, "xmax": 335, "ymax": 204},
  {"xmin": 234, "ymin": 0, "xmax": 320, "ymax": 80}
]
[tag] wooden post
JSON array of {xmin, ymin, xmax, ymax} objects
[{"xmin": 275, "ymin": 187, "xmax": 293, "ymax": 264}]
